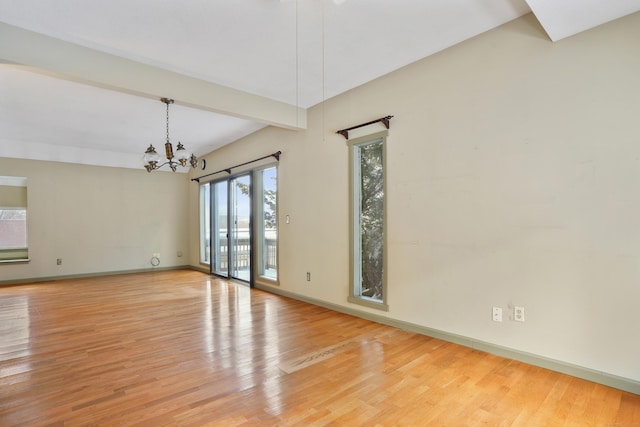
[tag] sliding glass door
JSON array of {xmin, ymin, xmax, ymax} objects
[
  {"xmin": 202, "ymin": 165, "xmax": 277, "ymax": 285},
  {"xmin": 210, "ymin": 173, "xmax": 252, "ymax": 284}
]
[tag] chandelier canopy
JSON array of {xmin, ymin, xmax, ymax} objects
[{"xmin": 144, "ymin": 98, "xmax": 197, "ymax": 172}]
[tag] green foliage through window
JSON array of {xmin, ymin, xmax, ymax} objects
[
  {"xmin": 349, "ymin": 134, "xmax": 386, "ymax": 309},
  {"xmin": 359, "ymin": 141, "xmax": 384, "ymax": 300}
]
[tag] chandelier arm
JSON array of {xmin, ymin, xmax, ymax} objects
[{"xmin": 155, "ymin": 160, "xmax": 176, "ymax": 169}]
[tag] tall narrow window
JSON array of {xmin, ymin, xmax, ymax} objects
[
  {"xmin": 0, "ymin": 176, "xmax": 29, "ymax": 263},
  {"xmin": 199, "ymin": 182, "xmax": 211, "ymax": 265},
  {"xmin": 348, "ymin": 132, "xmax": 388, "ymax": 310},
  {"xmin": 256, "ymin": 166, "xmax": 278, "ymax": 280}
]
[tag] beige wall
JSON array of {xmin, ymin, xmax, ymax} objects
[
  {"xmin": 189, "ymin": 13, "xmax": 640, "ymax": 383},
  {"xmin": 1, "ymin": 158, "xmax": 190, "ymax": 282}
]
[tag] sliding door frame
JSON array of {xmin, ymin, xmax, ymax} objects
[{"xmin": 209, "ymin": 171, "xmax": 254, "ymax": 287}]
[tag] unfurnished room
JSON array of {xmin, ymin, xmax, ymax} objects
[{"xmin": 1, "ymin": 1, "xmax": 640, "ymax": 425}]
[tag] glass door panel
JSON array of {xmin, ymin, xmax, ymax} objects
[
  {"xmin": 212, "ymin": 180, "xmax": 228, "ymax": 276},
  {"xmin": 230, "ymin": 175, "xmax": 251, "ymax": 281}
]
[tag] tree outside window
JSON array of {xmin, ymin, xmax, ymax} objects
[{"xmin": 348, "ymin": 133, "xmax": 387, "ymax": 310}]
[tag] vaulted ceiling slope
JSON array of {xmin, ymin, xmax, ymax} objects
[{"xmin": 0, "ymin": 0, "xmax": 638, "ymax": 170}]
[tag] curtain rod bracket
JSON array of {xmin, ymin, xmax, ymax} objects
[
  {"xmin": 381, "ymin": 116, "xmax": 391, "ymax": 129},
  {"xmin": 336, "ymin": 115, "xmax": 393, "ymax": 140}
]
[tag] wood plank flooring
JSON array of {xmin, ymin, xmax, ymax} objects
[{"xmin": 0, "ymin": 270, "xmax": 638, "ymax": 426}]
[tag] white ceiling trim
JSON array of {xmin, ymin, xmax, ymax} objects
[{"xmin": 0, "ymin": 137, "xmax": 157, "ymax": 171}]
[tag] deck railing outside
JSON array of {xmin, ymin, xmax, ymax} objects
[{"xmin": 205, "ymin": 231, "xmax": 277, "ymax": 273}]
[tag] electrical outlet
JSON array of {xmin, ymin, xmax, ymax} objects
[
  {"xmin": 514, "ymin": 306, "xmax": 525, "ymax": 322},
  {"xmin": 492, "ymin": 307, "xmax": 502, "ymax": 322},
  {"xmin": 56, "ymin": 258, "xmax": 62, "ymax": 266},
  {"xmin": 306, "ymin": 272, "xmax": 311, "ymax": 282}
]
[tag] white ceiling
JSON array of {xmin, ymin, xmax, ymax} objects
[{"xmin": 0, "ymin": 0, "xmax": 638, "ymax": 172}]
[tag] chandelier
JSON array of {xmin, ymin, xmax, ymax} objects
[{"xmin": 144, "ymin": 98, "xmax": 198, "ymax": 172}]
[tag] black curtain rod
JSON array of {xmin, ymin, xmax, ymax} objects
[
  {"xmin": 191, "ymin": 151, "xmax": 282, "ymax": 183},
  {"xmin": 336, "ymin": 115, "xmax": 393, "ymax": 140}
]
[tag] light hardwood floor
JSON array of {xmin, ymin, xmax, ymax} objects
[{"xmin": 0, "ymin": 270, "xmax": 638, "ymax": 426}]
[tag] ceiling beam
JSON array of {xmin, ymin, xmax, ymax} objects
[
  {"xmin": 0, "ymin": 21, "xmax": 306, "ymax": 130},
  {"xmin": 525, "ymin": 0, "xmax": 640, "ymax": 41}
]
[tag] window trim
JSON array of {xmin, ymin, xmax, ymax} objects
[
  {"xmin": 198, "ymin": 182, "xmax": 211, "ymax": 266},
  {"xmin": 254, "ymin": 163, "xmax": 279, "ymax": 284},
  {"xmin": 347, "ymin": 131, "xmax": 389, "ymax": 311},
  {"xmin": 0, "ymin": 176, "xmax": 29, "ymax": 264}
]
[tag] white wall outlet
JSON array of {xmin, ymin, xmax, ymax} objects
[
  {"xmin": 306, "ymin": 272, "xmax": 311, "ymax": 281},
  {"xmin": 492, "ymin": 307, "xmax": 503, "ymax": 322},
  {"xmin": 514, "ymin": 306, "xmax": 525, "ymax": 322}
]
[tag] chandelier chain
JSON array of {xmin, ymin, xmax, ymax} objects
[{"xmin": 166, "ymin": 100, "xmax": 170, "ymax": 144}]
